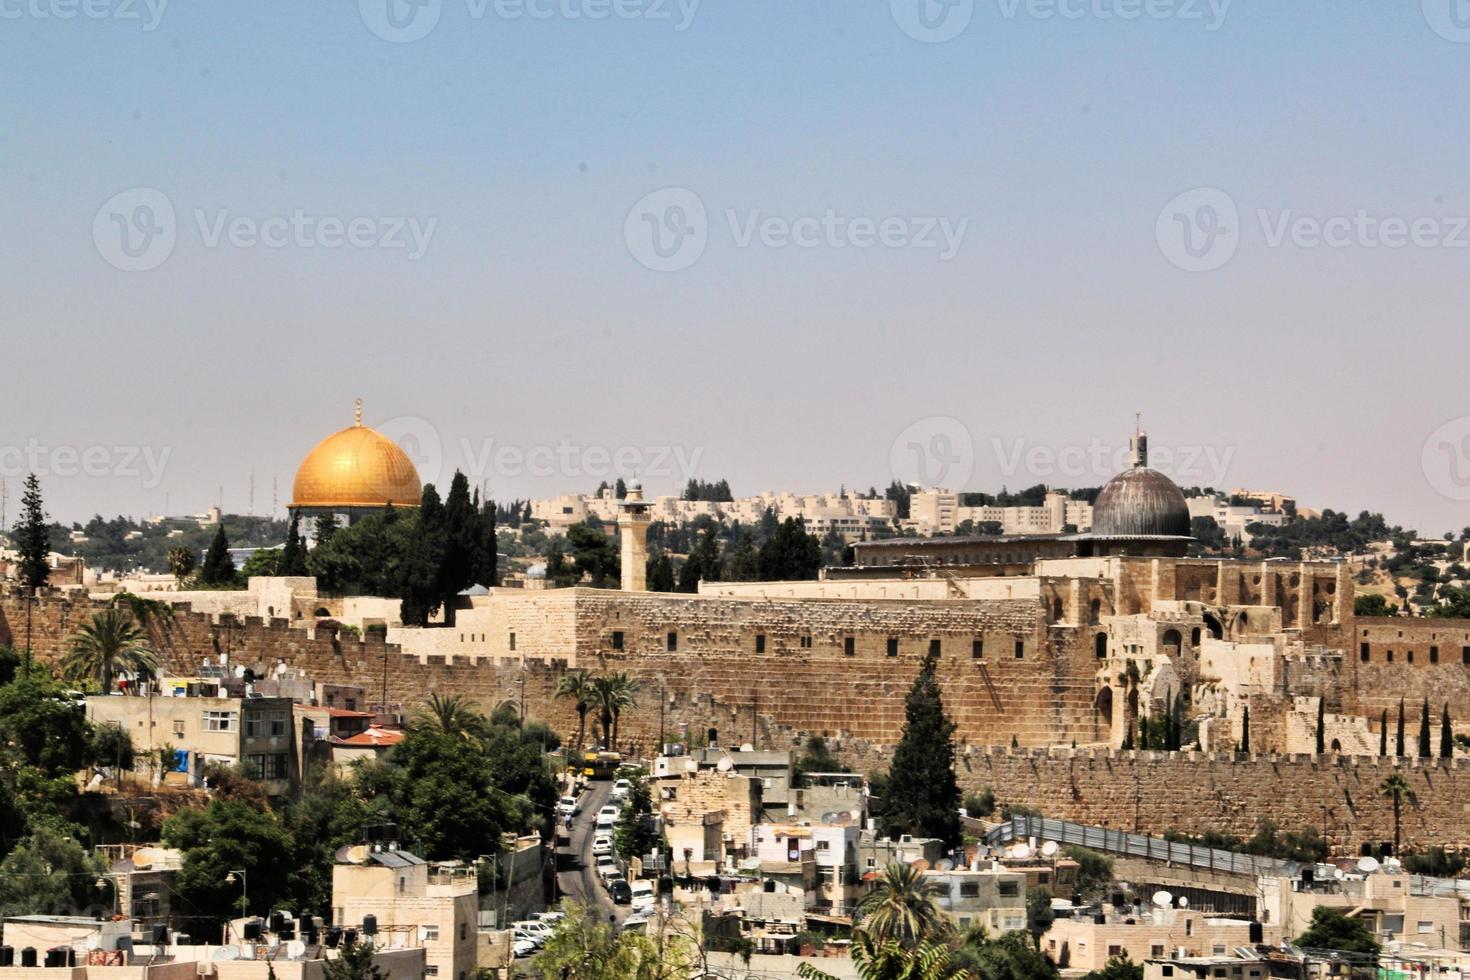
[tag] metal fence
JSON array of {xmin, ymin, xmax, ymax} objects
[{"xmin": 986, "ymin": 815, "xmax": 1297, "ymax": 877}]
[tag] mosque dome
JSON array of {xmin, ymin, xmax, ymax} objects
[
  {"xmin": 291, "ymin": 404, "xmax": 422, "ymax": 510},
  {"xmin": 1089, "ymin": 427, "xmax": 1191, "ymax": 538}
]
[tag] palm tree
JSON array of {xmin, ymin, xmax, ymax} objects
[
  {"xmin": 554, "ymin": 670, "xmax": 595, "ymax": 754},
  {"xmin": 799, "ymin": 933, "xmax": 960, "ymax": 980},
  {"xmin": 854, "ymin": 861, "xmax": 951, "ymax": 948},
  {"xmin": 61, "ymin": 608, "xmax": 157, "ymax": 693},
  {"xmin": 1380, "ymin": 774, "xmax": 1415, "ymax": 856},
  {"xmin": 166, "ymin": 546, "xmax": 195, "ymax": 586},
  {"xmin": 605, "ymin": 672, "xmax": 641, "ymax": 750},
  {"xmin": 415, "ymin": 693, "xmax": 485, "ymax": 742}
]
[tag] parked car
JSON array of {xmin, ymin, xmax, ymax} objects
[
  {"xmin": 629, "ymin": 880, "xmax": 656, "ymax": 912},
  {"xmin": 595, "ymin": 805, "xmax": 620, "ymax": 828},
  {"xmin": 595, "ymin": 854, "xmax": 617, "ymax": 877},
  {"xmin": 591, "ymin": 834, "xmax": 614, "ymax": 856},
  {"xmin": 608, "ymin": 879, "xmax": 632, "ymax": 905},
  {"xmin": 513, "ymin": 920, "xmax": 552, "ymax": 945},
  {"xmin": 512, "ymin": 938, "xmax": 537, "ymax": 958},
  {"xmin": 512, "ymin": 926, "xmax": 544, "ymax": 950},
  {"xmin": 610, "ymin": 778, "xmax": 632, "ymax": 801},
  {"xmin": 555, "ymin": 795, "xmax": 581, "ymax": 817},
  {"xmin": 535, "ymin": 910, "xmax": 566, "ymax": 925}
]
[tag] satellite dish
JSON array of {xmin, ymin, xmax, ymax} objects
[
  {"xmin": 1358, "ymin": 856, "xmax": 1380, "ymax": 873},
  {"xmin": 820, "ymin": 812, "xmax": 839, "ymax": 825},
  {"xmin": 936, "ymin": 858, "xmax": 955, "ymax": 872},
  {"xmin": 1041, "ymin": 841, "xmax": 1059, "ymax": 857},
  {"xmin": 1152, "ymin": 890, "xmax": 1173, "ymax": 908},
  {"xmin": 211, "ymin": 948, "xmax": 239, "ymax": 961},
  {"xmin": 1011, "ymin": 844, "xmax": 1032, "ymax": 859},
  {"xmin": 1177, "ymin": 897, "xmax": 1189, "ymax": 908},
  {"xmin": 739, "ymin": 743, "xmax": 755, "ymax": 752},
  {"xmin": 287, "ymin": 942, "xmax": 306, "ymax": 960},
  {"xmin": 1385, "ymin": 857, "xmax": 1402, "ymax": 872},
  {"xmin": 716, "ymin": 757, "xmax": 734, "ymax": 773}
]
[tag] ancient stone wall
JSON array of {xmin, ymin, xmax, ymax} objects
[{"xmin": 942, "ymin": 746, "xmax": 1470, "ymax": 852}]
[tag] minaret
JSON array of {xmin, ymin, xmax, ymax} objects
[
  {"xmin": 618, "ymin": 479, "xmax": 651, "ymax": 592},
  {"xmin": 1130, "ymin": 412, "xmax": 1148, "ymax": 468}
]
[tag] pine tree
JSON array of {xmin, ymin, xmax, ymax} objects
[
  {"xmin": 199, "ymin": 524, "xmax": 237, "ymax": 586},
  {"xmin": 470, "ymin": 493, "xmax": 498, "ymax": 589},
  {"xmin": 646, "ymin": 552, "xmax": 675, "ymax": 592},
  {"xmin": 1419, "ymin": 698, "xmax": 1432, "ymax": 758},
  {"xmin": 279, "ymin": 512, "xmax": 308, "ymax": 576},
  {"xmin": 1239, "ymin": 707, "xmax": 1250, "ymax": 754},
  {"xmin": 1396, "ymin": 699, "xmax": 1406, "ymax": 757},
  {"xmin": 614, "ymin": 477, "xmax": 627, "ymax": 499},
  {"xmin": 439, "ymin": 472, "xmax": 476, "ymax": 626},
  {"xmin": 1316, "ymin": 697, "xmax": 1326, "ymax": 754},
  {"xmin": 1441, "ymin": 704, "xmax": 1454, "ymax": 759},
  {"xmin": 881, "ymin": 651, "xmax": 962, "ymax": 847},
  {"xmin": 676, "ymin": 553, "xmax": 702, "ymax": 593},
  {"xmin": 12, "ymin": 473, "xmax": 50, "ymax": 594},
  {"xmin": 1380, "ymin": 710, "xmax": 1388, "ymax": 756}
]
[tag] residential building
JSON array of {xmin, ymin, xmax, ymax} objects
[
  {"xmin": 924, "ymin": 867, "xmax": 1027, "ymax": 933},
  {"xmin": 331, "ymin": 846, "xmax": 478, "ymax": 980},
  {"xmin": 1044, "ymin": 909, "xmax": 1258, "ymax": 973}
]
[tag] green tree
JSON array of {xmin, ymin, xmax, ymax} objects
[
  {"xmin": 415, "ymin": 693, "xmax": 486, "ymax": 742},
  {"xmin": 554, "ymin": 670, "xmax": 595, "ymax": 754},
  {"xmin": 88, "ymin": 721, "xmax": 135, "ymax": 774},
  {"xmin": 1082, "ymin": 958, "xmax": 1144, "ymax": 980},
  {"xmin": 278, "ymin": 512, "xmax": 309, "ymax": 576},
  {"xmin": 199, "ymin": 524, "xmax": 238, "ymax": 587},
  {"xmin": 323, "ymin": 938, "xmax": 387, "ymax": 980},
  {"xmin": 0, "ymin": 828, "xmax": 107, "ymax": 918},
  {"xmin": 724, "ymin": 527, "xmax": 760, "ymax": 581},
  {"xmin": 60, "ymin": 607, "xmax": 158, "ymax": 694},
  {"xmin": 164, "ymin": 798, "xmax": 293, "ymax": 928},
  {"xmin": 314, "ymin": 512, "xmax": 340, "ymax": 549},
  {"xmin": 0, "ymin": 672, "xmax": 91, "ymax": 776},
  {"xmin": 439, "ymin": 472, "xmax": 477, "ymax": 626},
  {"xmin": 167, "ymin": 545, "xmax": 197, "ymax": 585},
  {"xmin": 12, "ymin": 473, "xmax": 51, "ymax": 595},
  {"xmin": 614, "ymin": 780, "xmax": 657, "ymax": 861},
  {"xmin": 1026, "ymin": 886, "xmax": 1056, "ymax": 938},
  {"xmin": 949, "ymin": 929, "xmax": 1060, "ymax": 980},
  {"xmin": 281, "ymin": 773, "xmax": 374, "ymax": 921},
  {"xmin": 1419, "ymin": 698, "xmax": 1432, "ymax": 758},
  {"xmin": 564, "ymin": 523, "xmax": 620, "ymax": 588},
  {"xmin": 794, "ymin": 735, "xmax": 844, "ymax": 781},
  {"xmin": 1353, "ymin": 594, "xmax": 1395, "ymax": 617},
  {"xmin": 238, "ymin": 548, "xmax": 282, "ymax": 578},
  {"xmin": 1294, "ymin": 906, "xmax": 1380, "ymax": 955},
  {"xmin": 469, "ymin": 492, "xmax": 498, "ymax": 589},
  {"xmin": 881, "ymin": 651, "xmax": 961, "ymax": 846},
  {"xmin": 757, "ymin": 518, "xmax": 823, "ymax": 581},
  {"xmin": 534, "ymin": 902, "xmax": 639, "ymax": 979},
  {"xmin": 646, "ymin": 551, "xmax": 675, "ymax": 592},
  {"xmin": 401, "ymin": 485, "xmax": 448, "ymax": 626},
  {"xmin": 853, "ymin": 861, "xmax": 950, "ymax": 947},
  {"xmin": 385, "ymin": 729, "xmax": 512, "ymax": 861},
  {"xmin": 1062, "ymin": 846, "xmax": 1114, "ymax": 900},
  {"xmin": 1379, "ymin": 774, "xmax": 1414, "ymax": 857}
]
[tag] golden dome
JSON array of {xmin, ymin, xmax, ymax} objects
[{"xmin": 291, "ymin": 406, "xmax": 422, "ymax": 510}]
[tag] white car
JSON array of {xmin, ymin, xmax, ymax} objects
[
  {"xmin": 555, "ymin": 795, "xmax": 581, "ymax": 817},
  {"xmin": 594, "ymin": 854, "xmax": 617, "ymax": 875},
  {"xmin": 591, "ymin": 834, "xmax": 614, "ymax": 856},
  {"xmin": 610, "ymin": 778, "xmax": 632, "ymax": 801},
  {"xmin": 512, "ymin": 938, "xmax": 537, "ymax": 958},
  {"xmin": 513, "ymin": 920, "xmax": 552, "ymax": 942},
  {"xmin": 595, "ymin": 805, "xmax": 620, "ymax": 828},
  {"xmin": 512, "ymin": 927, "xmax": 543, "ymax": 950},
  {"xmin": 629, "ymin": 880, "xmax": 656, "ymax": 912},
  {"xmin": 535, "ymin": 911, "xmax": 566, "ymax": 925}
]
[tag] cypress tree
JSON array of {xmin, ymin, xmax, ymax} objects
[
  {"xmin": 646, "ymin": 552, "xmax": 675, "ymax": 592},
  {"xmin": 1396, "ymin": 699, "xmax": 1406, "ymax": 757},
  {"xmin": 279, "ymin": 512, "xmax": 308, "ymax": 576},
  {"xmin": 1123, "ymin": 718, "xmax": 1135, "ymax": 751},
  {"xmin": 199, "ymin": 524, "xmax": 236, "ymax": 586},
  {"xmin": 314, "ymin": 511, "xmax": 339, "ymax": 548},
  {"xmin": 1380, "ymin": 710, "xmax": 1388, "ymax": 756},
  {"xmin": 439, "ymin": 472, "xmax": 476, "ymax": 626},
  {"xmin": 1419, "ymin": 698, "xmax": 1432, "ymax": 758},
  {"xmin": 1316, "ymin": 697, "xmax": 1326, "ymax": 754},
  {"xmin": 400, "ymin": 484, "xmax": 446, "ymax": 626},
  {"xmin": 12, "ymin": 473, "xmax": 50, "ymax": 594},
  {"xmin": 470, "ymin": 493, "xmax": 499, "ymax": 589},
  {"xmin": 1441, "ymin": 704, "xmax": 1454, "ymax": 759},
  {"xmin": 1239, "ymin": 707, "xmax": 1250, "ymax": 754},
  {"xmin": 882, "ymin": 651, "xmax": 962, "ymax": 847}
]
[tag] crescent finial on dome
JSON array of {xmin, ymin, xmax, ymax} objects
[{"xmin": 355, "ymin": 398, "xmax": 363, "ymax": 427}]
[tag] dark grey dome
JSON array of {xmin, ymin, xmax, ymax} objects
[{"xmin": 1091, "ymin": 467, "xmax": 1191, "ymax": 537}]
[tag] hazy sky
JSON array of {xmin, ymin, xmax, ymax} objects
[{"xmin": 5, "ymin": 0, "xmax": 1470, "ymax": 534}]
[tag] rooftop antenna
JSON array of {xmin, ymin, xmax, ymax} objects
[{"xmin": 249, "ymin": 472, "xmax": 255, "ymax": 517}]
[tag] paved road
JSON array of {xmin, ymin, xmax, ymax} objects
[{"xmin": 554, "ymin": 781, "xmax": 625, "ymax": 926}]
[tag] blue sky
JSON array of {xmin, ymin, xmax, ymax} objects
[{"xmin": 4, "ymin": 0, "xmax": 1470, "ymax": 532}]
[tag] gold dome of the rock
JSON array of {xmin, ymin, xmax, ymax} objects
[{"xmin": 291, "ymin": 406, "xmax": 421, "ymax": 510}]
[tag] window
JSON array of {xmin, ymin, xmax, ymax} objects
[
  {"xmin": 1431, "ymin": 646, "xmax": 1440, "ymax": 664},
  {"xmin": 345, "ymin": 698, "xmax": 356, "ymax": 711},
  {"xmin": 929, "ymin": 639, "xmax": 941, "ymax": 657},
  {"xmin": 203, "ymin": 710, "xmax": 237, "ymax": 733},
  {"xmin": 1418, "ymin": 921, "xmax": 1434, "ymax": 934},
  {"xmin": 998, "ymin": 880, "xmax": 1019, "ymax": 898},
  {"xmin": 667, "ymin": 632, "xmax": 677, "ymax": 652},
  {"xmin": 1108, "ymin": 945, "xmax": 1123, "ymax": 957},
  {"xmin": 1161, "ymin": 968, "xmax": 1174, "ymax": 978},
  {"xmin": 1152, "ymin": 946, "xmax": 1166, "ymax": 958},
  {"xmin": 246, "ymin": 710, "xmax": 289, "ymax": 738},
  {"xmin": 1014, "ymin": 639, "xmax": 1024, "ymax": 659},
  {"xmin": 800, "ymin": 635, "xmax": 813, "ymax": 649},
  {"xmin": 973, "ymin": 638, "xmax": 984, "ymax": 660},
  {"xmin": 1213, "ymin": 946, "xmax": 1227, "ymax": 956},
  {"xmin": 611, "ymin": 631, "xmax": 624, "ymax": 650},
  {"xmin": 1407, "ymin": 649, "xmax": 1415, "ymax": 663},
  {"xmin": 246, "ymin": 753, "xmax": 287, "ymax": 780},
  {"xmin": 1387, "ymin": 650, "xmax": 1394, "ymax": 663},
  {"xmin": 509, "ymin": 632, "xmax": 516, "ymax": 651},
  {"xmin": 172, "ymin": 719, "xmax": 186, "ymax": 737},
  {"xmin": 1464, "ymin": 647, "xmax": 1470, "ymax": 665},
  {"xmin": 426, "ymin": 968, "xmax": 439, "ymax": 977},
  {"xmin": 844, "ymin": 637, "xmax": 855, "ymax": 657},
  {"xmin": 1361, "ymin": 643, "xmax": 1370, "ymax": 662},
  {"xmin": 960, "ymin": 881, "xmax": 979, "ymax": 898},
  {"xmin": 886, "ymin": 638, "xmax": 899, "ymax": 658},
  {"xmin": 460, "ymin": 923, "xmax": 467, "ymax": 940},
  {"xmin": 423, "ymin": 925, "xmax": 439, "ymax": 941},
  {"xmin": 816, "ymin": 840, "xmax": 830, "ymax": 851}
]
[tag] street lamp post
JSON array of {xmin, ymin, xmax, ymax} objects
[
  {"xmin": 224, "ymin": 869, "xmax": 248, "ymax": 922},
  {"xmin": 95, "ymin": 875, "xmax": 119, "ymax": 918}
]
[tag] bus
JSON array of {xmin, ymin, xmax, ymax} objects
[{"xmin": 581, "ymin": 750, "xmax": 623, "ymax": 780}]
